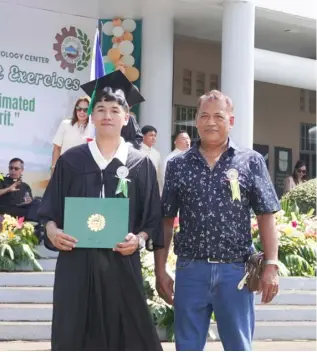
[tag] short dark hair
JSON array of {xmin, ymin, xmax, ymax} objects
[
  {"xmin": 141, "ymin": 125, "xmax": 157, "ymax": 135},
  {"xmin": 173, "ymin": 130, "xmax": 189, "ymax": 141},
  {"xmin": 9, "ymin": 158, "xmax": 24, "ymax": 165},
  {"xmin": 93, "ymin": 87, "xmax": 129, "ymax": 112}
]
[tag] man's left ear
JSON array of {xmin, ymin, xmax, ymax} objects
[{"xmin": 229, "ymin": 115, "xmax": 235, "ymax": 129}]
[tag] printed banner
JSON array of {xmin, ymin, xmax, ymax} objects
[
  {"xmin": 99, "ymin": 18, "xmax": 142, "ymax": 120},
  {"xmin": 0, "ymin": 3, "xmax": 96, "ymax": 195},
  {"xmin": 274, "ymin": 146, "xmax": 292, "ymax": 198}
]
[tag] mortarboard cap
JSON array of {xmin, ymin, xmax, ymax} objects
[{"xmin": 80, "ymin": 71, "xmax": 145, "ymax": 115}]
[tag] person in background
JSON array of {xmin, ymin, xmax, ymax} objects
[
  {"xmin": 283, "ymin": 160, "xmax": 307, "ymax": 193},
  {"xmin": 140, "ymin": 125, "xmax": 163, "ymax": 191},
  {"xmin": 163, "ymin": 130, "xmax": 191, "ymax": 180},
  {"xmin": 51, "ymin": 97, "xmax": 90, "ymax": 174},
  {"xmin": 0, "ymin": 158, "xmax": 40, "ymax": 222}
]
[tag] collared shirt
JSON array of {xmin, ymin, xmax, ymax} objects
[
  {"xmin": 53, "ymin": 119, "xmax": 87, "ymax": 154},
  {"xmin": 162, "ymin": 139, "xmax": 281, "ymax": 260},
  {"xmin": 140, "ymin": 143, "xmax": 163, "ymax": 191},
  {"xmin": 163, "ymin": 148, "xmax": 184, "ymax": 181},
  {"xmin": 88, "ymin": 137, "xmax": 128, "ymax": 170},
  {"xmin": 0, "ymin": 177, "xmax": 32, "ymax": 207}
]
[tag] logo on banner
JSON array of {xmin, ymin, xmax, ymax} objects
[{"xmin": 53, "ymin": 26, "xmax": 91, "ymax": 73}]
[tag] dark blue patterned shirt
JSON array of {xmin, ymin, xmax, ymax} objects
[{"xmin": 162, "ymin": 139, "xmax": 280, "ymax": 260}]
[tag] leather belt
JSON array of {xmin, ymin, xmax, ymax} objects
[{"xmin": 203, "ymin": 254, "xmax": 250, "ymax": 264}]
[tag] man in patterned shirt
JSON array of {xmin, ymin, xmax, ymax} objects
[{"xmin": 155, "ymin": 90, "xmax": 281, "ymax": 351}]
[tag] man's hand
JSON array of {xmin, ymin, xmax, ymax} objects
[
  {"xmin": 25, "ymin": 195, "xmax": 32, "ymax": 204},
  {"xmin": 114, "ymin": 233, "xmax": 139, "ymax": 256},
  {"xmin": 258, "ymin": 265, "xmax": 279, "ymax": 304},
  {"xmin": 47, "ymin": 228, "xmax": 77, "ymax": 251},
  {"xmin": 8, "ymin": 181, "xmax": 20, "ymax": 192},
  {"xmin": 156, "ymin": 270, "xmax": 174, "ymax": 305}
]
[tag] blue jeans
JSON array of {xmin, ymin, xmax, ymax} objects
[{"xmin": 174, "ymin": 258, "xmax": 255, "ymax": 351}]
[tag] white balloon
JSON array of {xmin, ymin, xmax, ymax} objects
[
  {"xmin": 122, "ymin": 19, "xmax": 136, "ymax": 33},
  {"xmin": 122, "ymin": 55, "xmax": 135, "ymax": 67},
  {"xmin": 102, "ymin": 21, "xmax": 113, "ymax": 36},
  {"xmin": 112, "ymin": 26, "xmax": 124, "ymax": 37},
  {"xmin": 103, "ymin": 55, "xmax": 110, "ymax": 63},
  {"xmin": 112, "ymin": 43, "xmax": 119, "ymax": 49},
  {"xmin": 119, "ymin": 40, "xmax": 134, "ymax": 56}
]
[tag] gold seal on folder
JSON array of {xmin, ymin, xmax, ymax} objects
[{"xmin": 87, "ymin": 214, "xmax": 106, "ymax": 232}]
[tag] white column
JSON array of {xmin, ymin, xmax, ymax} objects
[
  {"xmin": 221, "ymin": 0, "xmax": 255, "ymax": 149},
  {"xmin": 140, "ymin": 0, "xmax": 174, "ymax": 159}
]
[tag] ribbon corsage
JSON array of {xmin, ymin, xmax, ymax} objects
[
  {"xmin": 115, "ymin": 166, "xmax": 130, "ymax": 198},
  {"xmin": 227, "ymin": 169, "xmax": 241, "ymax": 201}
]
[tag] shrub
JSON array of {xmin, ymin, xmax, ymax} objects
[{"xmin": 282, "ymin": 179, "xmax": 316, "ymax": 214}]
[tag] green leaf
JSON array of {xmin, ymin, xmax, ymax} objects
[
  {"xmin": 82, "ymin": 62, "xmax": 88, "ymax": 68},
  {"xmin": 77, "ymin": 60, "xmax": 82, "ymax": 67},
  {"xmin": 33, "ymin": 258, "xmax": 43, "ymax": 272},
  {"xmin": 77, "ymin": 66, "xmax": 84, "ymax": 72},
  {"xmin": 82, "ymin": 53, "xmax": 86, "ymax": 62},
  {"xmin": 0, "ymin": 244, "xmax": 14, "ymax": 260},
  {"xmin": 77, "ymin": 28, "xmax": 84, "ymax": 38},
  {"xmin": 83, "ymin": 33, "xmax": 88, "ymax": 42},
  {"xmin": 86, "ymin": 54, "xmax": 91, "ymax": 62}
]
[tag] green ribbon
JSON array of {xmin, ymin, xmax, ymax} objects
[
  {"xmin": 115, "ymin": 178, "xmax": 129, "ymax": 198},
  {"xmin": 230, "ymin": 180, "xmax": 241, "ymax": 201}
]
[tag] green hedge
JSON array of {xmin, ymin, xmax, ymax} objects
[{"xmin": 282, "ymin": 179, "xmax": 316, "ymax": 214}]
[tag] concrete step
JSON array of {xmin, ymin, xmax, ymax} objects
[
  {"xmin": 34, "ymin": 245, "xmax": 58, "ymax": 259},
  {"xmin": 255, "ymin": 290, "xmax": 316, "ymax": 305},
  {"xmin": 255, "ymin": 305, "xmax": 316, "ymax": 322},
  {"xmin": 0, "ymin": 303, "xmax": 315, "ymax": 322},
  {"xmin": 12, "ymin": 260, "xmax": 56, "ymax": 273},
  {"xmin": 0, "ymin": 288, "xmax": 53, "ymax": 304},
  {"xmin": 1, "ymin": 286, "xmax": 314, "ymax": 305},
  {"xmin": 0, "ymin": 273, "xmax": 54, "ymax": 287},
  {"xmin": 0, "ymin": 304, "xmax": 52, "ymax": 322},
  {"xmin": 1, "ymin": 321, "xmax": 316, "ymax": 342},
  {"xmin": 210, "ymin": 322, "xmax": 317, "ymax": 341},
  {"xmin": 279, "ymin": 277, "xmax": 316, "ymax": 291}
]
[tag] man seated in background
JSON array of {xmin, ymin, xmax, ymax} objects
[{"xmin": 0, "ymin": 158, "xmax": 40, "ymax": 222}]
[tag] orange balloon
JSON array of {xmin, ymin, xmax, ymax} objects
[
  {"xmin": 125, "ymin": 66, "xmax": 139, "ymax": 82},
  {"xmin": 123, "ymin": 32, "xmax": 133, "ymax": 41},
  {"xmin": 112, "ymin": 18, "xmax": 122, "ymax": 26},
  {"xmin": 107, "ymin": 48, "xmax": 121, "ymax": 62}
]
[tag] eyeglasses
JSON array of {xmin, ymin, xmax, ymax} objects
[
  {"xmin": 9, "ymin": 166, "xmax": 21, "ymax": 171},
  {"xmin": 76, "ymin": 107, "xmax": 88, "ymax": 113},
  {"xmin": 297, "ymin": 169, "xmax": 307, "ymax": 174}
]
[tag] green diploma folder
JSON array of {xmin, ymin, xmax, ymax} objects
[{"xmin": 64, "ymin": 197, "xmax": 129, "ymax": 249}]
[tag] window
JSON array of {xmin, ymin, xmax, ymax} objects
[
  {"xmin": 299, "ymin": 89, "xmax": 306, "ymax": 112},
  {"xmin": 308, "ymin": 90, "xmax": 316, "ymax": 114},
  {"xmin": 174, "ymin": 105, "xmax": 198, "ymax": 142},
  {"xmin": 300, "ymin": 123, "xmax": 316, "ymax": 179},
  {"xmin": 210, "ymin": 74, "xmax": 219, "ymax": 91},
  {"xmin": 196, "ymin": 72, "xmax": 205, "ymax": 97},
  {"xmin": 182, "ymin": 69, "xmax": 192, "ymax": 95},
  {"xmin": 299, "ymin": 89, "xmax": 316, "ymax": 114}
]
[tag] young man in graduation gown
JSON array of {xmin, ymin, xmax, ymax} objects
[{"xmin": 38, "ymin": 71, "xmax": 163, "ymax": 351}]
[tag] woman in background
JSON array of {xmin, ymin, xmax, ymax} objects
[
  {"xmin": 51, "ymin": 97, "xmax": 90, "ymax": 174},
  {"xmin": 283, "ymin": 160, "xmax": 307, "ymax": 193}
]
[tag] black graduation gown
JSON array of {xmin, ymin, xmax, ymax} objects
[
  {"xmin": 38, "ymin": 144, "xmax": 163, "ymax": 351},
  {"xmin": 121, "ymin": 115, "xmax": 143, "ymax": 150}
]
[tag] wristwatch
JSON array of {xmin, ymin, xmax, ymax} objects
[
  {"xmin": 264, "ymin": 260, "xmax": 280, "ymax": 268},
  {"xmin": 137, "ymin": 235, "xmax": 146, "ymax": 250}
]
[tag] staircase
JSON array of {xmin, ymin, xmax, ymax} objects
[{"xmin": 0, "ymin": 247, "xmax": 316, "ymax": 341}]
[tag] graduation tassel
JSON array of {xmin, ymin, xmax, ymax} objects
[{"xmin": 87, "ymin": 88, "xmax": 96, "ymax": 116}]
